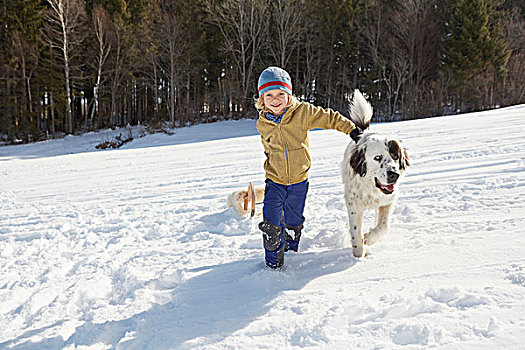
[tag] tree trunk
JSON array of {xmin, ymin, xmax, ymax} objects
[{"xmin": 169, "ymin": 45, "xmax": 176, "ymax": 127}]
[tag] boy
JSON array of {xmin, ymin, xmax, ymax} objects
[{"xmin": 255, "ymin": 66, "xmax": 361, "ymax": 268}]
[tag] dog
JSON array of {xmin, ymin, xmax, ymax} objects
[{"xmin": 342, "ymin": 90, "xmax": 410, "ymax": 257}]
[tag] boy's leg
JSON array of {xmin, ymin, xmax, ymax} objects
[
  {"xmin": 283, "ymin": 180, "xmax": 308, "ymax": 252},
  {"xmin": 260, "ymin": 180, "xmax": 286, "ymax": 268}
]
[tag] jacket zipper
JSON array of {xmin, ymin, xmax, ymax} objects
[{"xmin": 278, "ymin": 123, "xmax": 290, "ymax": 185}]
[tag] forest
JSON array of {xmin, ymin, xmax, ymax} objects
[{"xmin": 1, "ymin": 0, "xmax": 524, "ymax": 144}]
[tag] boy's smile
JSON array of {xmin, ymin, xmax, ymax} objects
[{"xmin": 264, "ymin": 89, "xmax": 290, "ymax": 116}]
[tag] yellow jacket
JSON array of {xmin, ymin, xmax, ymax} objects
[{"xmin": 256, "ymin": 99, "xmax": 356, "ymax": 185}]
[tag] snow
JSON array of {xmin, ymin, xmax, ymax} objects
[{"xmin": 1, "ymin": 105, "xmax": 524, "ymax": 349}]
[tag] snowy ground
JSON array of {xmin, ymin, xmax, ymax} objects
[{"xmin": 1, "ymin": 105, "xmax": 524, "ymax": 349}]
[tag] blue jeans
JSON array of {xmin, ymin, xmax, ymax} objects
[
  {"xmin": 260, "ymin": 179, "xmax": 308, "ymax": 267},
  {"xmin": 263, "ymin": 179, "xmax": 308, "ymax": 234}
]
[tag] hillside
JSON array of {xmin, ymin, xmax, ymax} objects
[{"xmin": 1, "ymin": 106, "xmax": 524, "ymax": 349}]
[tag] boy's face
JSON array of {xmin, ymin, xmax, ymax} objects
[{"xmin": 263, "ymin": 89, "xmax": 289, "ymax": 116}]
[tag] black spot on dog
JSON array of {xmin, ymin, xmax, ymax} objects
[
  {"xmin": 389, "ymin": 140, "xmax": 407, "ymax": 169},
  {"xmin": 350, "ymin": 147, "xmax": 367, "ymax": 177},
  {"xmin": 388, "ymin": 140, "xmax": 400, "ymax": 161}
]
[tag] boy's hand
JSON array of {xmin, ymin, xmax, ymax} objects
[{"xmin": 350, "ymin": 127, "xmax": 362, "ymax": 143}]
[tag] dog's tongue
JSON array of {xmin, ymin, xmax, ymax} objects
[{"xmin": 381, "ymin": 183, "xmax": 394, "ymax": 191}]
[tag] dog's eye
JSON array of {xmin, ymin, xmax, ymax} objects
[{"xmin": 374, "ymin": 155, "xmax": 382, "ymax": 162}]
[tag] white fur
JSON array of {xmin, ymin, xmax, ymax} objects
[
  {"xmin": 342, "ymin": 90, "xmax": 409, "ymax": 257},
  {"xmin": 349, "ymin": 89, "xmax": 373, "ymax": 129}
]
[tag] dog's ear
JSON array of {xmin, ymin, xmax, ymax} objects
[
  {"xmin": 403, "ymin": 148, "xmax": 411, "ymax": 168},
  {"xmin": 388, "ymin": 140, "xmax": 408, "ymax": 170},
  {"xmin": 350, "ymin": 147, "xmax": 367, "ymax": 177}
]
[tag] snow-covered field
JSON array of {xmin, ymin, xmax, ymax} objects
[{"xmin": 1, "ymin": 105, "xmax": 524, "ymax": 349}]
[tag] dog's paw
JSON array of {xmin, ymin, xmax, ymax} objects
[
  {"xmin": 363, "ymin": 231, "xmax": 374, "ymax": 246},
  {"xmin": 352, "ymin": 244, "xmax": 367, "ymax": 258},
  {"xmin": 363, "ymin": 228, "xmax": 383, "ymax": 246}
]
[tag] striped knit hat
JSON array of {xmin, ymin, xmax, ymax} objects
[{"xmin": 258, "ymin": 66, "xmax": 292, "ymax": 97}]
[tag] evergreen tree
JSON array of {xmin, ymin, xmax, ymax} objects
[
  {"xmin": 0, "ymin": 0, "xmax": 43, "ymax": 142},
  {"xmin": 0, "ymin": 0, "xmax": 523, "ymax": 144},
  {"xmin": 441, "ymin": 0, "xmax": 510, "ymax": 103}
]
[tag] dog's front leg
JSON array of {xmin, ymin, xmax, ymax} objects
[
  {"xmin": 364, "ymin": 204, "xmax": 394, "ymax": 246},
  {"xmin": 347, "ymin": 206, "xmax": 365, "ymax": 257}
]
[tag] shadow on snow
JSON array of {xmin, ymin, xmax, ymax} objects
[{"xmin": 4, "ymin": 248, "xmax": 356, "ymax": 349}]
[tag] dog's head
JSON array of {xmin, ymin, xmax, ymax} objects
[{"xmin": 350, "ymin": 133, "xmax": 410, "ymax": 195}]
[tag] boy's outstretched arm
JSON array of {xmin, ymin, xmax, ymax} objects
[{"xmin": 304, "ymin": 102, "xmax": 356, "ymax": 134}]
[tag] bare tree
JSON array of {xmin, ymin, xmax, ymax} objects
[
  {"xmin": 296, "ymin": 23, "xmax": 321, "ymax": 101},
  {"xmin": 43, "ymin": 0, "xmax": 86, "ymax": 134},
  {"xmin": 205, "ymin": 0, "xmax": 269, "ymax": 115},
  {"xmin": 134, "ymin": 3, "xmax": 162, "ymax": 120},
  {"xmin": 89, "ymin": 5, "xmax": 112, "ymax": 129},
  {"xmin": 107, "ymin": 16, "xmax": 131, "ymax": 127},
  {"xmin": 359, "ymin": 0, "xmax": 395, "ymax": 117},
  {"xmin": 358, "ymin": 0, "xmax": 439, "ymax": 119},
  {"xmin": 502, "ymin": 6, "xmax": 525, "ymax": 105},
  {"xmin": 268, "ymin": 0, "xmax": 304, "ymax": 68},
  {"xmin": 11, "ymin": 30, "xmax": 39, "ymax": 122},
  {"xmin": 390, "ymin": 0, "xmax": 440, "ymax": 118},
  {"xmin": 157, "ymin": 0, "xmax": 188, "ymax": 127},
  {"xmin": 291, "ymin": 0, "xmax": 324, "ymax": 102}
]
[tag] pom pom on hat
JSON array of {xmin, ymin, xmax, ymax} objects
[{"xmin": 258, "ymin": 66, "xmax": 292, "ymax": 97}]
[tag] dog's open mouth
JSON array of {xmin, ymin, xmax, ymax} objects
[{"xmin": 375, "ymin": 178, "xmax": 395, "ymax": 195}]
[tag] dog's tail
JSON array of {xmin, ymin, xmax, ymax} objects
[{"xmin": 349, "ymin": 89, "xmax": 373, "ymax": 131}]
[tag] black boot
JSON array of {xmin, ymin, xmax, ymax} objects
[
  {"xmin": 259, "ymin": 219, "xmax": 285, "ymax": 269},
  {"xmin": 283, "ymin": 222, "xmax": 303, "ymax": 252}
]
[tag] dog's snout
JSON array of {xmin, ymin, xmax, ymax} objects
[{"xmin": 387, "ymin": 170, "xmax": 399, "ymax": 183}]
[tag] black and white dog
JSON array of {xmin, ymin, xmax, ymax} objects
[{"xmin": 342, "ymin": 90, "xmax": 410, "ymax": 257}]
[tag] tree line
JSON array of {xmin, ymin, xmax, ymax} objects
[{"xmin": 1, "ymin": 0, "xmax": 524, "ymax": 144}]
